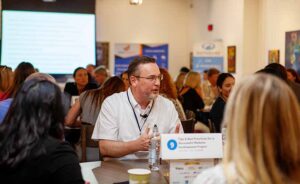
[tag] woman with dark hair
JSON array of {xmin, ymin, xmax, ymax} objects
[
  {"xmin": 0, "ymin": 79, "xmax": 84, "ymax": 183},
  {"xmin": 65, "ymin": 76, "xmax": 126, "ymax": 126},
  {"xmin": 6, "ymin": 61, "xmax": 36, "ymax": 98},
  {"xmin": 159, "ymin": 68, "xmax": 186, "ymax": 121},
  {"xmin": 64, "ymin": 67, "xmax": 98, "ymax": 96},
  {"xmin": 209, "ymin": 73, "xmax": 235, "ymax": 133},
  {"xmin": 287, "ymin": 68, "xmax": 300, "ymax": 83}
]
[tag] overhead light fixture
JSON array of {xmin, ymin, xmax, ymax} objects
[
  {"xmin": 42, "ymin": 0, "xmax": 56, "ymax": 2},
  {"xmin": 130, "ymin": 0, "xmax": 143, "ymax": 5}
]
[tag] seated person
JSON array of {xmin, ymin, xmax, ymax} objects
[
  {"xmin": 64, "ymin": 67, "xmax": 98, "ymax": 97},
  {"xmin": 209, "ymin": 73, "xmax": 235, "ymax": 133},
  {"xmin": 201, "ymin": 68, "xmax": 220, "ymax": 106},
  {"xmin": 86, "ymin": 63, "xmax": 97, "ymax": 84},
  {"xmin": 193, "ymin": 74, "xmax": 300, "ymax": 183},
  {"xmin": 93, "ymin": 65, "xmax": 109, "ymax": 87},
  {"xmin": 179, "ymin": 71, "xmax": 205, "ymax": 122},
  {"xmin": 92, "ymin": 56, "xmax": 183, "ymax": 159},
  {"xmin": 120, "ymin": 70, "xmax": 130, "ymax": 90},
  {"xmin": 64, "ymin": 67, "xmax": 98, "ymax": 146},
  {"xmin": 0, "ymin": 78, "xmax": 84, "ymax": 184},
  {"xmin": 0, "ymin": 65, "xmax": 13, "ymax": 101},
  {"xmin": 159, "ymin": 68, "xmax": 186, "ymax": 121},
  {"xmin": 65, "ymin": 76, "xmax": 125, "ymax": 126}
]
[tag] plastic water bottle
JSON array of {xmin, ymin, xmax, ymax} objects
[{"xmin": 149, "ymin": 124, "xmax": 160, "ymax": 171}]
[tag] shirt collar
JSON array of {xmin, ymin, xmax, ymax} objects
[{"xmin": 128, "ymin": 88, "xmax": 154, "ymax": 110}]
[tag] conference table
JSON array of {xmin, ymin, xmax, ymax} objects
[{"xmin": 82, "ymin": 159, "xmax": 169, "ymax": 184}]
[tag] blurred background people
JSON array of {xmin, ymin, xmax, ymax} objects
[
  {"xmin": 65, "ymin": 76, "xmax": 125, "ymax": 126},
  {"xmin": 6, "ymin": 62, "xmax": 36, "ymax": 99},
  {"xmin": 201, "ymin": 68, "xmax": 220, "ymax": 106},
  {"xmin": 0, "ymin": 62, "xmax": 35, "ymax": 123},
  {"xmin": 179, "ymin": 71, "xmax": 205, "ymax": 122},
  {"xmin": 175, "ymin": 72, "xmax": 186, "ymax": 95},
  {"xmin": 159, "ymin": 68, "xmax": 186, "ymax": 121},
  {"xmin": 0, "ymin": 65, "xmax": 13, "ymax": 101},
  {"xmin": 120, "ymin": 70, "xmax": 130, "ymax": 90},
  {"xmin": 64, "ymin": 67, "xmax": 98, "ymax": 97},
  {"xmin": 93, "ymin": 65, "xmax": 109, "ymax": 87},
  {"xmin": 180, "ymin": 66, "xmax": 190, "ymax": 74},
  {"xmin": 193, "ymin": 74, "xmax": 300, "ymax": 184},
  {"xmin": 263, "ymin": 63, "xmax": 300, "ymax": 103},
  {"xmin": 0, "ymin": 79, "xmax": 84, "ymax": 184},
  {"xmin": 202, "ymin": 70, "xmax": 208, "ymax": 82},
  {"xmin": 174, "ymin": 66, "xmax": 190, "ymax": 95},
  {"xmin": 209, "ymin": 73, "xmax": 235, "ymax": 133},
  {"xmin": 85, "ymin": 64, "xmax": 97, "ymax": 84},
  {"xmin": 287, "ymin": 68, "xmax": 300, "ymax": 83}
]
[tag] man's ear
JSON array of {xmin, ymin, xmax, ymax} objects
[{"xmin": 129, "ymin": 75, "xmax": 137, "ymax": 87}]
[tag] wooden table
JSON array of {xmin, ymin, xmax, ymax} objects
[{"xmin": 92, "ymin": 159, "xmax": 169, "ymax": 184}]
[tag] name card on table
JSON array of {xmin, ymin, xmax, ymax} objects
[
  {"xmin": 161, "ymin": 133, "xmax": 223, "ymax": 160},
  {"xmin": 169, "ymin": 159, "xmax": 214, "ymax": 184}
]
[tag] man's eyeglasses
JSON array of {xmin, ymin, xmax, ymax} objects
[{"xmin": 134, "ymin": 74, "xmax": 164, "ymax": 82}]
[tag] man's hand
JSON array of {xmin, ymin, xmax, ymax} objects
[{"xmin": 135, "ymin": 128, "xmax": 151, "ymax": 151}]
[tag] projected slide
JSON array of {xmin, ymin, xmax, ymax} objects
[{"xmin": 1, "ymin": 10, "xmax": 96, "ymax": 74}]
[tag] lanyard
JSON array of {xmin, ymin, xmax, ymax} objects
[{"xmin": 126, "ymin": 91, "xmax": 154, "ymax": 134}]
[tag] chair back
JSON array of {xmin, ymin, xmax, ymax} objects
[
  {"xmin": 185, "ymin": 110, "xmax": 196, "ymax": 120},
  {"xmin": 181, "ymin": 118, "xmax": 196, "ymax": 133},
  {"xmin": 81, "ymin": 123, "xmax": 101, "ymax": 162}
]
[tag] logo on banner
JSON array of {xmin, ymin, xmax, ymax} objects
[
  {"xmin": 201, "ymin": 43, "xmax": 215, "ymax": 50},
  {"xmin": 167, "ymin": 139, "xmax": 177, "ymax": 150}
]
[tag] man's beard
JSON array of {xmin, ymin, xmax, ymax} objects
[{"xmin": 148, "ymin": 92, "xmax": 159, "ymax": 100}]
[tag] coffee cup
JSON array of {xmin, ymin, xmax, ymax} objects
[{"xmin": 128, "ymin": 168, "xmax": 151, "ymax": 184}]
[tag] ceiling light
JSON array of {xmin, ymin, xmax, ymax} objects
[{"xmin": 130, "ymin": 0, "xmax": 143, "ymax": 5}]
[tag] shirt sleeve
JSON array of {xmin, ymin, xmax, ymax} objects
[{"xmin": 92, "ymin": 96, "xmax": 119, "ymax": 140}]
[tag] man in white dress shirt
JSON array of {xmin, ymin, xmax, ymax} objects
[{"xmin": 92, "ymin": 56, "xmax": 183, "ymax": 159}]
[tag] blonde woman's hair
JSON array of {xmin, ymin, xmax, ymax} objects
[
  {"xmin": 183, "ymin": 71, "xmax": 201, "ymax": 89},
  {"xmin": 0, "ymin": 66, "xmax": 13, "ymax": 93},
  {"xmin": 222, "ymin": 74, "xmax": 300, "ymax": 184}
]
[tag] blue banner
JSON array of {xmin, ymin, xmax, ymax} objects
[
  {"xmin": 114, "ymin": 43, "xmax": 168, "ymax": 76},
  {"xmin": 192, "ymin": 57, "xmax": 223, "ymax": 73},
  {"xmin": 142, "ymin": 44, "xmax": 168, "ymax": 69}
]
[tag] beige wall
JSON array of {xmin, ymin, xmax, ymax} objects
[
  {"xmin": 97, "ymin": 0, "xmax": 300, "ymax": 78},
  {"xmin": 96, "ymin": 0, "xmax": 189, "ymax": 78},
  {"xmin": 258, "ymin": 0, "xmax": 300, "ymax": 67}
]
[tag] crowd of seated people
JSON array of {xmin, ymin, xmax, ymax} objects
[{"xmin": 1, "ymin": 57, "xmax": 300, "ymax": 183}]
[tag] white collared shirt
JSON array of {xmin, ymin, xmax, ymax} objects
[{"xmin": 92, "ymin": 88, "xmax": 182, "ymax": 160}]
